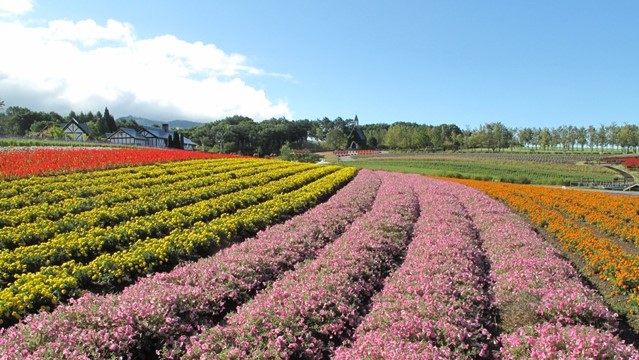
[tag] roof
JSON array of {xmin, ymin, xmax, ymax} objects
[
  {"xmin": 107, "ymin": 127, "xmax": 147, "ymax": 141},
  {"xmin": 140, "ymin": 126, "xmax": 171, "ymax": 139},
  {"xmin": 121, "ymin": 127, "xmax": 147, "ymax": 140},
  {"xmin": 139, "ymin": 125, "xmax": 196, "ymax": 145},
  {"xmin": 355, "ymin": 127, "xmax": 366, "ymax": 141},
  {"xmin": 62, "ymin": 118, "xmax": 91, "ymax": 135}
]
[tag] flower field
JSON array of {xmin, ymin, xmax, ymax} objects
[
  {"xmin": 0, "ymin": 147, "xmax": 243, "ymax": 178},
  {"xmin": 450, "ymin": 178, "xmax": 639, "ymax": 312},
  {"xmin": 0, "ymin": 157, "xmax": 356, "ymax": 326},
  {"xmin": 604, "ymin": 155, "xmax": 639, "ymax": 169},
  {"xmin": 0, "ymin": 158, "xmax": 637, "ymax": 358},
  {"xmin": 348, "ymin": 153, "xmax": 617, "ymax": 185}
]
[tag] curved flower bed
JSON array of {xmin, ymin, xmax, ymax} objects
[
  {"xmin": 0, "ymin": 172, "xmax": 637, "ymax": 358},
  {"xmin": 0, "ymin": 163, "xmax": 318, "ymax": 284},
  {"xmin": 0, "ymin": 166, "xmax": 354, "ymax": 326},
  {"xmin": 0, "ymin": 170, "xmax": 379, "ymax": 359},
  {"xmin": 452, "ymin": 180, "xmax": 636, "ymax": 358},
  {"xmin": 334, "ymin": 175, "xmax": 495, "ymax": 359},
  {"xmin": 0, "ymin": 158, "xmax": 248, "ymax": 210},
  {"xmin": 450, "ymin": 178, "xmax": 639, "ymax": 310},
  {"xmin": 500, "ymin": 322, "xmax": 639, "ymax": 359},
  {"xmin": 0, "ymin": 160, "xmax": 272, "ymax": 231},
  {"xmin": 183, "ymin": 172, "xmax": 419, "ymax": 359}
]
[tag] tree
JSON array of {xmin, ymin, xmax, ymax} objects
[
  {"xmin": 518, "ymin": 127, "xmax": 534, "ymax": 148},
  {"xmin": 475, "ymin": 122, "xmax": 512, "ymax": 152},
  {"xmin": 576, "ymin": 126, "xmax": 587, "ymax": 151},
  {"xmin": 278, "ymin": 142, "xmax": 293, "ymax": 160},
  {"xmin": 607, "ymin": 123, "xmax": 620, "ymax": 151},
  {"xmin": 362, "ymin": 123, "xmax": 389, "ymax": 149},
  {"xmin": 104, "ymin": 107, "xmax": 117, "ymax": 133},
  {"xmin": 597, "ymin": 125, "xmax": 607, "ymax": 151},
  {"xmin": 324, "ymin": 128, "xmax": 348, "ymax": 150},
  {"xmin": 215, "ymin": 123, "xmax": 230, "ymax": 153},
  {"xmin": 94, "ymin": 114, "xmax": 108, "ymax": 137},
  {"xmin": 167, "ymin": 130, "xmax": 184, "ymax": 149},
  {"xmin": 383, "ymin": 123, "xmax": 408, "ymax": 149},
  {"xmin": 540, "ymin": 128, "xmax": 551, "ymax": 150},
  {"xmin": 587, "ymin": 125, "xmax": 597, "ymax": 151},
  {"xmin": 1, "ymin": 107, "xmax": 38, "ymax": 135},
  {"xmin": 428, "ymin": 126, "xmax": 444, "ymax": 150},
  {"xmin": 618, "ymin": 123, "xmax": 638, "ymax": 153},
  {"xmin": 368, "ymin": 136, "xmax": 378, "ymax": 148},
  {"xmin": 116, "ymin": 118, "xmax": 140, "ymax": 129}
]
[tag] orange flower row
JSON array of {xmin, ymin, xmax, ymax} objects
[
  {"xmin": 448, "ymin": 178, "xmax": 639, "ymax": 310},
  {"xmin": 533, "ymin": 189, "xmax": 639, "ymax": 246}
]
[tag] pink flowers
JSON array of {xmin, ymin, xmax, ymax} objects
[
  {"xmin": 183, "ymin": 172, "xmax": 419, "ymax": 358},
  {"xmin": 0, "ymin": 170, "xmax": 381, "ymax": 358},
  {"xmin": 500, "ymin": 322, "xmax": 639, "ymax": 359},
  {"xmin": 334, "ymin": 175, "xmax": 495, "ymax": 358},
  {"xmin": 0, "ymin": 171, "xmax": 637, "ymax": 358},
  {"xmin": 454, "ymin": 181, "xmax": 634, "ymax": 358}
]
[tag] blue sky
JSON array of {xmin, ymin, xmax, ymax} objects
[{"xmin": 0, "ymin": 0, "xmax": 638, "ymax": 129}]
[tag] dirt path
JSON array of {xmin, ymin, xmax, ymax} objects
[{"xmin": 604, "ymin": 165, "xmax": 636, "ymax": 182}]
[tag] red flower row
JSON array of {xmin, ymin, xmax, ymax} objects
[{"xmin": 0, "ymin": 147, "xmax": 244, "ymax": 178}]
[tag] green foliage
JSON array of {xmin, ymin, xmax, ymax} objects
[
  {"xmin": 349, "ymin": 153, "xmax": 618, "ymax": 185},
  {"xmin": 104, "ymin": 107, "xmax": 117, "ymax": 133},
  {"xmin": 276, "ymin": 143, "xmax": 322, "ymax": 163},
  {"xmin": 0, "ymin": 102, "xmax": 637, "ymax": 156},
  {"xmin": 324, "ymin": 128, "xmax": 348, "ymax": 150},
  {"xmin": 116, "ymin": 118, "xmax": 140, "ymax": 129},
  {"xmin": 279, "ymin": 142, "xmax": 293, "ymax": 160}
]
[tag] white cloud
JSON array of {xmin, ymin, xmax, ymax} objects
[
  {"xmin": 0, "ymin": 0, "xmax": 32, "ymax": 16},
  {"xmin": 0, "ymin": 17, "xmax": 292, "ymax": 122}
]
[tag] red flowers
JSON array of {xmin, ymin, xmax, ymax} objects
[
  {"xmin": 0, "ymin": 147, "xmax": 244, "ymax": 178},
  {"xmin": 602, "ymin": 155, "xmax": 639, "ymax": 169}
]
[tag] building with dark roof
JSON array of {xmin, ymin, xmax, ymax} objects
[
  {"xmin": 347, "ymin": 115, "xmax": 367, "ymax": 149},
  {"xmin": 106, "ymin": 127, "xmax": 148, "ymax": 146},
  {"xmin": 136, "ymin": 124, "xmax": 198, "ymax": 150},
  {"xmin": 62, "ymin": 118, "xmax": 91, "ymax": 141}
]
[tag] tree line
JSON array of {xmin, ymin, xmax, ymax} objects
[
  {"xmin": 183, "ymin": 116, "xmax": 639, "ymax": 154},
  {"xmin": 0, "ymin": 101, "xmax": 638, "ymax": 154},
  {"xmin": 0, "ymin": 106, "xmax": 117, "ymax": 139}
]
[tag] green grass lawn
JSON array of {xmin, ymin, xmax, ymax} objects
[{"xmin": 346, "ymin": 153, "xmax": 621, "ymax": 185}]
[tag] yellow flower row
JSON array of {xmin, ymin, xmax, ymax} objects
[
  {"xmin": 0, "ymin": 160, "xmax": 290, "ymax": 247},
  {"xmin": 0, "ymin": 157, "xmax": 243, "ymax": 192},
  {"xmin": 0, "ymin": 166, "xmax": 355, "ymax": 325},
  {"xmin": 0, "ymin": 162, "xmax": 319, "ymax": 286},
  {"xmin": 0, "ymin": 158, "xmax": 253, "ymax": 211}
]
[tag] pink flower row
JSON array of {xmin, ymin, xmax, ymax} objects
[
  {"xmin": 333, "ymin": 175, "xmax": 495, "ymax": 359},
  {"xmin": 182, "ymin": 172, "xmax": 419, "ymax": 359},
  {"xmin": 500, "ymin": 322, "xmax": 639, "ymax": 359},
  {"xmin": 453, "ymin": 181, "xmax": 639, "ymax": 358},
  {"xmin": 0, "ymin": 170, "xmax": 382, "ymax": 359}
]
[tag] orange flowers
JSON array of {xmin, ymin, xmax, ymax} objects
[{"xmin": 450, "ymin": 178, "xmax": 639, "ymax": 310}]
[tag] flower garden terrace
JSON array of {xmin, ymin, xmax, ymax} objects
[
  {"xmin": 345, "ymin": 151, "xmax": 626, "ymax": 186},
  {"xmin": 0, "ymin": 148, "xmax": 637, "ymax": 358}
]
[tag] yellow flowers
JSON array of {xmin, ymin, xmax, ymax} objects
[{"xmin": 0, "ymin": 158, "xmax": 355, "ymax": 325}]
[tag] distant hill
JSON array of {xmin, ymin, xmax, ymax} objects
[{"xmin": 117, "ymin": 115, "xmax": 203, "ymax": 130}]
